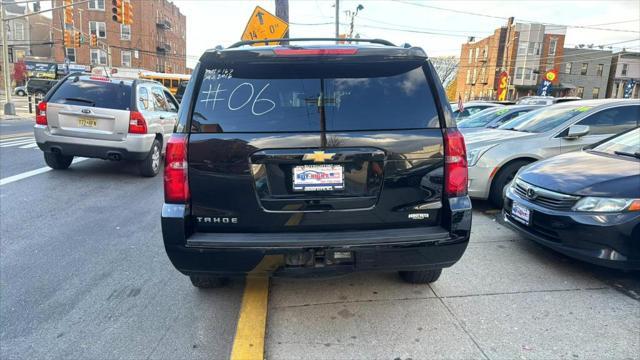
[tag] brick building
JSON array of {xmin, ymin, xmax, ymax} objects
[
  {"xmin": 456, "ymin": 18, "xmax": 566, "ymax": 101},
  {"xmin": 51, "ymin": 0, "xmax": 186, "ymax": 74}
]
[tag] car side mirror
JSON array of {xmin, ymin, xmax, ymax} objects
[{"xmin": 564, "ymin": 124, "xmax": 590, "ymax": 139}]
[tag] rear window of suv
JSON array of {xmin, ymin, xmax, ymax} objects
[
  {"xmin": 48, "ymin": 77, "xmax": 132, "ymax": 110},
  {"xmin": 191, "ymin": 61, "xmax": 440, "ymax": 132}
]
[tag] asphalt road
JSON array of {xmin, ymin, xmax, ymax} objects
[
  {"xmin": 0, "ymin": 119, "xmax": 243, "ymax": 359},
  {"xmin": 1, "ymin": 117, "xmax": 638, "ymax": 359}
]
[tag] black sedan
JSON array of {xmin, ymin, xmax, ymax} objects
[{"xmin": 503, "ymin": 127, "xmax": 640, "ymax": 270}]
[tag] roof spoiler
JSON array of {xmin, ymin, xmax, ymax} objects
[{"xmin": 228, "ymin": 38, "xmax": 396, "ymax": 48}]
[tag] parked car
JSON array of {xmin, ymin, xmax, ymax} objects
[
  {"xmin": 13, "ymin": 86, "xmax": 27, "ymax": 96},
  {"xmin": 161, "ymin": 39, "xmax": 472, "ymax": 288},
  {"xmin": 504, "ymin": 127, "xmax": 640, "ymax": 270},
  {"xmin": 516, "ymin": 96, "xmax": 581, "ymax": 105},
  {"xmin": 465, "ymin": 99, "xmax": 639, "ymax": 207},
  {"xmin": 34, "ymin": 73, "xmax": 180, "ymax": 177},
  {"xmin": 451, "ymin": 101, "xmax": 503, "ymax": 120},
  {"xmin": 458, "ymin": 105, "xmax": 541, "ymax": 129},
  {"xmin": 26, "ymin": 78, "xmax": 58, "ymax": 98}
]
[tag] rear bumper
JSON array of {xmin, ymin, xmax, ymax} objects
[
  {"xmin": 34, "ymin": 125, "xmax": 153, "ymax": 160},
  {"xmin": 504, "ymin": 188, "xmax": 640, "ymax": 270},
  {"xmin": 467, "ymin": 164, "xmax": 493, "ymax": 200},
  {"xmin": 161, "ymin": 197, "xmax": 472, "ymax": 277}
]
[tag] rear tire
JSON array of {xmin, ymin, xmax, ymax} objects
[
  {"xmin": 399, "ymin": 269, "xmax": 442, "ymax": 284},
  {"xmin": 16, "ymin": 90, "xmax": 25, "ymax": 96},
  {"xmin": 189, "ymin": 275, "xmax": 227, "ymax": 289},
  {"xmin": 44, "ymin": 152, "xmax": 73, "ymax": 170},
  {"xmin": 489, "ymin": 160, "xmax": 531, "ymax": 208},
  {"xmin": 139, "ymin": 139, "xmax": 161, "ymax": 177}
]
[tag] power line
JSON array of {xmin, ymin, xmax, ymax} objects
[{"xmin": 393, "ymin": 0, "xmax": 640, "ymax": 33}]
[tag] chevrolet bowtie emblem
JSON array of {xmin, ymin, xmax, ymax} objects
[{"xmin": 303, "ymin": 151, "xmax": 336, "ymax": 163}]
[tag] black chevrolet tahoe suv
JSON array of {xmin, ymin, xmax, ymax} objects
[{"xmin": 161, "ymin": 38, "xmax": 472, "ymax": 288}]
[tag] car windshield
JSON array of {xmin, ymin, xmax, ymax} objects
[
  {"xmin": 593, "ymin": 128, "xmax": 640, "ymax": 156},
  {"xmin": 498, "ymin": 105, "xmax": 593, "ymax": 133},
  {"xmin": 458, "ymin": 107, "xmax": 508, "ymax": 128}
]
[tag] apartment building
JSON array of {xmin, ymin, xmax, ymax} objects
[
  {"xmin": 557, "ymin": 48, "xmax": 612, "ymax": 99},
  {"xmin": 456, "ymin": 18, "xmax": 567, "ymax": 101},
  {"xmin": 607, "ymin": 51, "xmax": 640, "ymax": 99},
  {"xmin": 51, "ymin": 0, "xmax": 186, "ymax": 74}
]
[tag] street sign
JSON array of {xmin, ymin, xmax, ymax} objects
[{"xmin": 241, "ymin": 6, "xmax": 289, "ymax": 45}]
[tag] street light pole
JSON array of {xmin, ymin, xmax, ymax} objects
[
  {"xmin": 1, "ymin": 2, "xmax": 16, "ymax": 115},
  {"xmin": 334, "ymin": 0, "xmax": 339, "ymax": 43}
]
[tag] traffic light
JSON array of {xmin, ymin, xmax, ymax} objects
[
  {"xmin": 90, "ymin": 34, "xmax": 97, "ymax": 47},
  {"xmin": 74, "ymin": 31, "xmax": 82, "ymax": 48},
  {"xmin": 63, "ymin": 30, "xmax": 72, "ymax": 47},
  {"xmin": 64, "ymin": 0, "xmax": 73, "ymax": 25},
  {"xmin": 124, "ymin": 1, "xmax": 134, "ymax": 25},
  {"xmin": 112, "ymin": 0, "xmax": 124, "ymax": 23}
]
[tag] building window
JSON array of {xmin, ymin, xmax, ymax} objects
[
  {"xmin": 65, "ymin": 48, "xmax": 76, "ymax": 63},
  {"xmin": 474, "ymin": 48, "xmax": 479, "ymax": 62},
  {"xmin": 565, "ymin": 62, "xmax": 572, "ymax": 74},
  {"xmin": 580, "ymin": 63, "xmax": 588, "ymax": 76},
  {"xmin": 88, "ymin": 0, "xmax": 105, "ymax": 10},
  {"xmin": 14, "ymin": 22, "xmax": 24, "ymax": 41},
  {"xmin": 472, "ymin": 68, "xmax": 477, "ymax": 83},
  {"xmin": 591, "ymin": 87, "xmax": 600, "ymax": 99},
  {"xmin": 466, "ymin": 69, "xmax": 471, "ymax": 84},
  {"xmin": 621, "ymin": 63, "xmax": 628, "ymax": 76},
  {"xmin": 596, "ymin": 64, "xmax": 604, "ymax": 77},
  {"xmin": 468, "ymin": 48, "xmax": 472, "ymax": 64},
  {"xmin": 517, "ymin": 41, "xmax": 528, "ymax": 55},
  {"xmin": 89, "ymin": 21, "xmax": 106, "ymax": 39},
  {"xmin": 549, "ymin": 38, "xmax": 557, "ymax": 56},
  {"xmin": 121, "ymin": 24, "xmax": 131, "ymax": 40},
  {"xmin": 515, "ymin": 67, "xmax": 524, "ymax": 80},
  {"xmin": 576, "ymin": 86, "xmax": 584, "ymax": 98},
  {"xmin": 524, "ymin": 68, "xmax": 533, "ymax": 80},
  {"xmin": 90, "ymin": 49, "xmax": 107, "ymax": 65},
  {"xmin": 121, "ymin": 50, "xmax": 132, "ymax": 67},
  {"xmin": 528, "ymin": 42, "xmax": 540, "ymax": 56}
]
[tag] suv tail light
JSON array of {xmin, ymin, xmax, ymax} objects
[
  {"xmin": 443, "ymin": 128, "xmax": 468, "ymax": 197},
  {"xmin": 35, "ymin": 101, "xmax": 47, "ymax": 125},
  {"xmin": 164, "ymin": 134, "xmax": 190, "ymax": 203},
  {"xmin": 128, "ymin": 111, "xmax": 147, "ymax": 134},
  {"xmin": 273, "ymin": 48, "xmax": 358, "ymax": 56}
]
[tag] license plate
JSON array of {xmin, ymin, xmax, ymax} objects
[
  {"xmin": 293, "ymin": 165, "xmax": 344, "ymax": 192},
  {"xmin": 78, "ymin": 118, "xmax": 97, "ymax": 128},
  {"xmin": 511, "ymin": 202, "xmax": 531, "ymax": 226}
]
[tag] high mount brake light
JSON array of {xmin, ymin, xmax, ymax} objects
[
  {"xmin": 273, "ymin": 48, "xmax": 359, "ymax": 56},
  {"xmin": 443, "ymin": 128, "xmax": 468, "ymax": 197},
  {"xmin": 164, "ymin": 134, "xmax": 190, "ymax": 203}
]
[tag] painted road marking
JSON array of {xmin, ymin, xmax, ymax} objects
[
  {"xmin": 0, "ymin": 139, "xmax": 35, "ymax": 147},
  {"xmin": 0, "ymin": 158, "xmax": 88, "ymax": 186},
  {"xmin": 230, "ymin": 255, "xmax": 283, "ymax": 360},
  {"xmin": 0, "ymin": 132, "xmax": 33, "ymax": 140},
  {"xmin": 19, "ymin": 143, "xmax": 39, "ymax": 149}
]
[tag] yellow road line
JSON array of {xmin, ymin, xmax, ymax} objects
[{"xmin": 230, "ymin": 255, "xmax": 283, "ymax": 360}]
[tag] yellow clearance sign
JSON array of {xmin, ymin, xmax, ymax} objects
[{"xmin": 242, "ymin": 6, "xmax": 289, "ymax": 46}]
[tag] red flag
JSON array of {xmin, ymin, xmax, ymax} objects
[{"xmin": 457, "ymin": 94, "xmax": 464, "ymax": 113}]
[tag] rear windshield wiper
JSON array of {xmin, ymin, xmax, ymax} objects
[
  {"xmin": 64, "ymin": 97, "xmax": 95, "ymax": 106},
  {"xmin": 614, "ymin": 150, "xmax": 640, "ymax": 159}
]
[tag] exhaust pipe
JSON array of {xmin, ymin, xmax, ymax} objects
[{"xmin": 107, "ymin": 153, "xmax": 121, "ymax": 161}]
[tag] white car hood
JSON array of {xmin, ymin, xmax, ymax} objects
[{"xmin": 463, "ymin": 128, "xmax": 534, "ymax": 149}]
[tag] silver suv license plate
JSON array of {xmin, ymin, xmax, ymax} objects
[
  {"xmin": 293, "ymin": 165, "xmax": 344, "ymax": 192},
  {"xmin": 511, "ymin": 202, "xmax": 531, "ymax": 225}
]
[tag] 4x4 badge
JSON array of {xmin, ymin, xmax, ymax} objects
[{"xmin": 303, "ymin": 151, "xmax": 336, "ymax": 163}]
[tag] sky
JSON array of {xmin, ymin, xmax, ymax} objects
[{"xmin": 172, "ymin": 0, "xmax": 640, "ymax": 68}]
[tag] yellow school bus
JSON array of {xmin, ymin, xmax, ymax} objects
[{"xmin": 139, "ymin": 72, "xmax": 190, "ymax": 94}]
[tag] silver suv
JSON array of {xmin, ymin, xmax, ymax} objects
[{"xmin": 34, "ymin": 74, "xmax": 179, "ymax": 177}]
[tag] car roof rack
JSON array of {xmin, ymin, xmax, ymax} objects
[{"xmin": 228, "ymin": 38, "xmax": 396, "ymax": 48}]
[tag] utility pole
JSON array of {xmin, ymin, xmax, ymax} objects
[
  {"xmin": 275, "ymin": 0, "xmax": 289, "ymax": 38},
  {"xmin": 1, "ymin": 2, "xmax": 15, "ymax": 115},
  {"xmin": 334, "ymin": 0, "xmax": 339, "ymax": 42}
]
